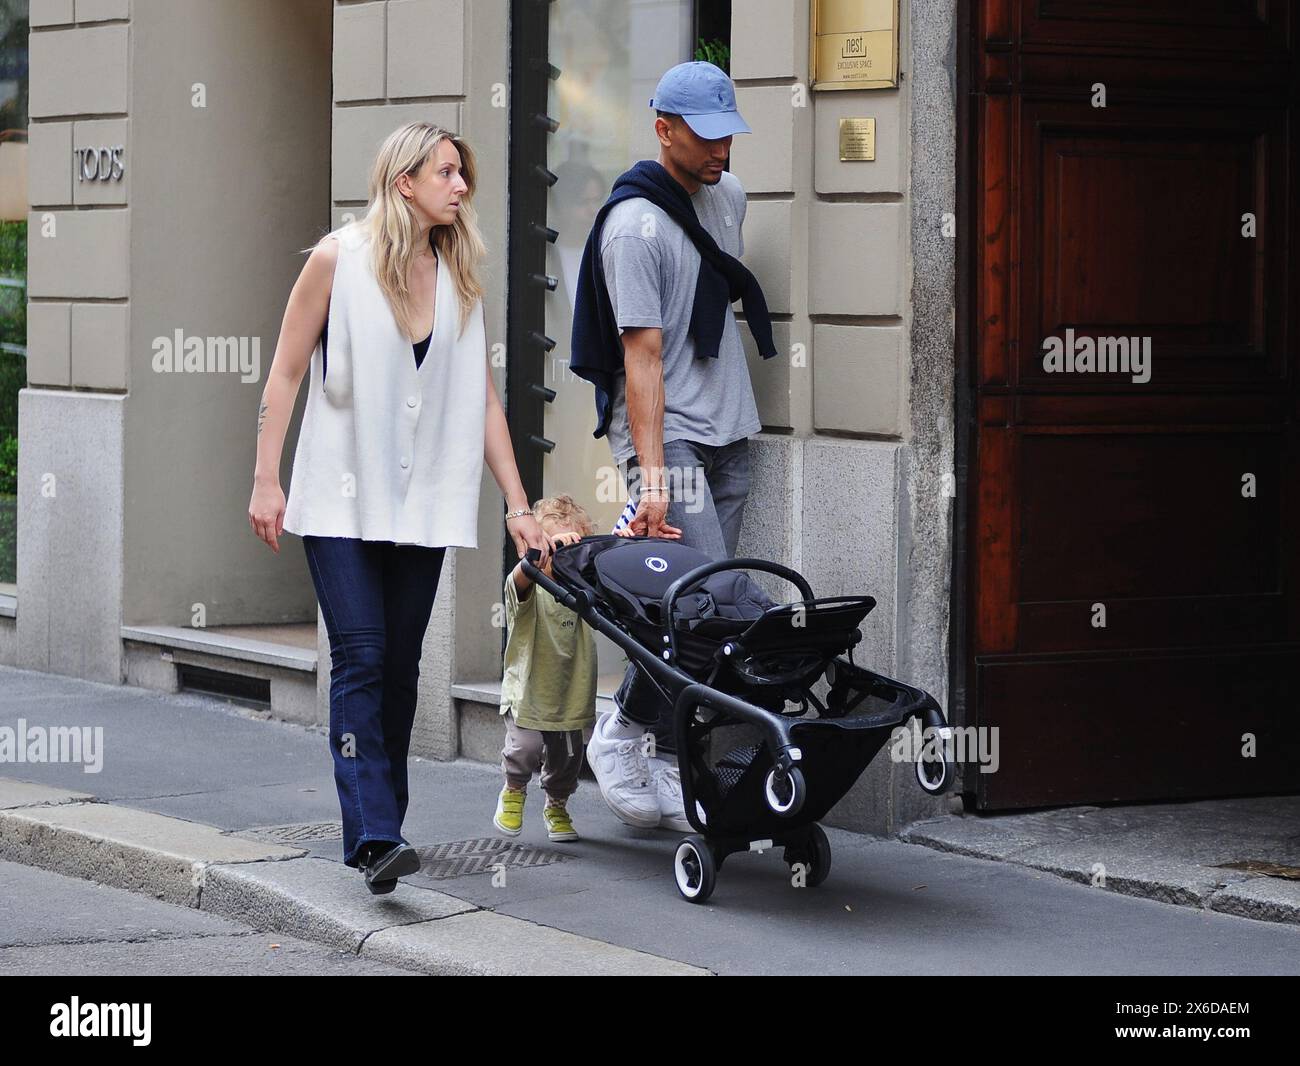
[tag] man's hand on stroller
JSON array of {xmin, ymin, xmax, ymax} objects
[{"xmin": 627, "ymin": 494, "xmax": 682, "ymax": 540}]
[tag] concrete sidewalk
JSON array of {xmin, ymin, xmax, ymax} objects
[
  {"xmin": 903, "ymin": 797, "xmax": 1300, "ymax": 927},
  {"xmin": 0, "ymin": 857, "xmax": 422, "ymax": 976},
  {"xmin": 2, "ymin": 664, "xmax": 1299, "ymax": 975}
]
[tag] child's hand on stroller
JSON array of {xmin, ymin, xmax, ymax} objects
[{"xmin": 539, "ymin": 529, "xmax": 581, "ymax": 574}]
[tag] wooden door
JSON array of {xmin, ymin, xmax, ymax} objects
[{"xmin": 967, "ymin": 1, "xmax": 1300, "ymax": 808}]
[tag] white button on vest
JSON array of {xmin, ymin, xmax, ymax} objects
[{"xmin": 282, "ymin": 224, "xmax": 487, "ymax": 547}]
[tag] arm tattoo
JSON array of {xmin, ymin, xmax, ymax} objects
[{"xmin": 257, "ymin": 400, "xmax": 268, "ymax": 437}]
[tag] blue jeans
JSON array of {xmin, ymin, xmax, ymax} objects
[
  {"xmin": 615, "ymin": 437, "xmax": 751, "ymax": 754},
  {"xmin": 302, "ymin": 536, "xmax": 447, "ymax": 867}
]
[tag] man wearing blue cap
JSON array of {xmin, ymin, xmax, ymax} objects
[{"xmin": 570, "ymin": 61, "xmax": 780, "ymax": 831}]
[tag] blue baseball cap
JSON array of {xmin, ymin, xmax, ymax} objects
[{"xmin": 649, "ymin": 61, "xmax": 751, "ymax": 140}]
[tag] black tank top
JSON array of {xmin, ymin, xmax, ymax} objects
[{"xmin": 320, "ymin": 314, "xmax": 433, "ymax": 382}]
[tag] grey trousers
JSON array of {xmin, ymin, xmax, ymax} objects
[
  {"xmin": 615, "ymin": 437, "xmax": 751, "ymax": 754},
  {"xmin": 500, "ymin": 715, "xmax": 584, "ymax": 801}
]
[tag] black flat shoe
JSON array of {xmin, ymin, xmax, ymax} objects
[{"xmin": 360, "ymin": 842, "xmax": 421, "ymax": 893}]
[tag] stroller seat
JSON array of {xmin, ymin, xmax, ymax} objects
[{"xmin": 722, "ymin": 597, "xmax": 876, "ymax": 687}]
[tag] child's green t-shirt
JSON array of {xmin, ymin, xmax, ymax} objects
[{"xmin": 499, "ymin": 571, "xmax": 597, "ymax": 732}]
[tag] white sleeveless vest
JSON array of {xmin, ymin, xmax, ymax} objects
[{"xmin": 282, "ymin": 224, "xmax": 487, "ymax": 548}]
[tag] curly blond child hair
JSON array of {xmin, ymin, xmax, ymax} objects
[{"xmin": 532, "ymin": 494, "xmax": 596, "ymax": 537}]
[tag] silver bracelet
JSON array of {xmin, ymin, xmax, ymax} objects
[{"xmin": 504, "ymin": 507, "xmax": 530, "ymax": 522}]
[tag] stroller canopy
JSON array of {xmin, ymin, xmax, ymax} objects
[
  {"xmin": 551, "ymin": 535, "xmax": 775, "ymax": 631},
  {"xmin": 551, "ymin": 534, "xmax": 876, "ymax": 692}
]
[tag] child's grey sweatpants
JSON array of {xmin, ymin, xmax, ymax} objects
[{"xmin": 501, "ymin": 715, "xmax": 585, "ymax": 800}]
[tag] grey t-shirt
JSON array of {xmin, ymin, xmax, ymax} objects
[{"xmin": 600, "ymin": 169, "xmax": 762, "ymax": 466}]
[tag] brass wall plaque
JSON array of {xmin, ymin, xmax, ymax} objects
[
  {"xmin": 811, "ymin": 0, "xmax": 900, "ymax": 91},
  {"xmin": 839, "ymin": 117, "xmax": 876, "ymax": 160}
]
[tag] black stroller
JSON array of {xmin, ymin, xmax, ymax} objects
[{"xmin": 521, "ymin": 535, "xmax": 954, "ymax": 903}]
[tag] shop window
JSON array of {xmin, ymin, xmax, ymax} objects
[{"xmin": 0, "ymin": 0, "xmax": 28, "ymax": 594}]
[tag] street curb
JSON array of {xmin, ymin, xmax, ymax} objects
[
  {"xmin": 0, "ymin": 779, "xmax": 97, "ymax": 810},
  {"xmin": 0, "ymin": 775, "xmax": 712, "ymax": 975},
  {"xmin": 0, "ymin": 794, "xmax": 304, "ymax": 907},
  {"xmin": 900, "ymin": 819, "xmax": 1300, "ymax": 928},
  {"xmin": 1208, "ymin": 878, "xmax": 1300, "ymax": 925},
  {"xmin": 360, "ymin": 909, "xmax": 708, "ymax": 976},
  {"xmin": 196, "ymin": 855, "xmax": 478, "ymax": 953}
]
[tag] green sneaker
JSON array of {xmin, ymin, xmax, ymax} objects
[
  {"xmin": 494, "ymin": 787, "xmax": 525, "ymax": 836},
  {"xmin": 544, "ymin": 803, "xmax": 579, "ymax": 842}
]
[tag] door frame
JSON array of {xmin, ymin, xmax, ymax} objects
[
  {"xmin": 504, "ymin": 0, "xmax": 553, "ymax": 584},
  {"xmin": 949, "ymin": 0, "xmax": 978, "ymax": 774}
]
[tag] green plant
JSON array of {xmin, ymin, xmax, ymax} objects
[
  {"xmin": 0, "ymin": 493, "xmax": 14, "ymax": 585},
  {"xmin": 0, "ymin": 221, "xmax": 25, "ymax": 439},
  {"xmin": 0, "ymin": 433, "xmax": 15, "ymax": 495},
  {"xmin": 0, "ymin": 220, "xmax": 23, "ymax": 273},
  {"xmin": 0, "ymin": 354, "xmax": 20, "ymax": 437},
  {"xmin": 0, "ymin": 221, "xmax": 25, "ymax": 361},
  {"xmin": 694, "ymin": 37, "xmax": 730, "ymax": 73},
  {"xmin": 0, "ymin": 2, "xmax": 25, "ymax": 584}
]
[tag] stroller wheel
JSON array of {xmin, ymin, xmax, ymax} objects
[
  {"xmin": 915, "ymin": 745, "xmax": 954, "ymax": 796},
  {"xmin": 674, "ymin": 836, "xmax": 717, "ymax": 903},
  {"xmin": 786, "ymin": 824, "xmax": 832, "ymax": 888},
  {"xmin": 764, "ymin": 765, "xmax": 806, "ymax": 818}
]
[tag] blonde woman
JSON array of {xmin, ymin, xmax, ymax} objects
[{"xmin": 249, "ymin": 123, "xmax": 552, "ymax": 894}]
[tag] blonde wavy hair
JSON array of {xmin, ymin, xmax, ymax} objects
[
  {"xmin": 315, "ymin": 122, "xmax": 487, "ymax": 340},
  {"xmin": 533, "ymin": 494, "xmax": 596, "ymax": 537}
]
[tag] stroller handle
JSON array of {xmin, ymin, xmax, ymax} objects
[
  {"xmin": 521, "ymin": 547, "xmax": 594, "ymax": 615},
  {"xmin": 661, "ymin": 557, "xmax": 815, "ymax": 668},
  {"xmin": 520, "ymin": 544, "xmax": 804, "ymax": 745}
]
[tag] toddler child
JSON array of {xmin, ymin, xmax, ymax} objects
[{"xmin": 493, "ymin": 494, "xmax": 598, "ymax": 841}]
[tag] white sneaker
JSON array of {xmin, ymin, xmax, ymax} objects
[
  {"xmin": 586, "ymin": 710, "xmax": 661, "ymax": 828},
  {"xmin": 651, "ymin": 760, "xmax": 693, "ymax": 832}
]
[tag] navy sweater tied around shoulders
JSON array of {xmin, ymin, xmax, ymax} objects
[{"xmin": 568, "ymin": 160, "xmax": 778, "ymax": 440}]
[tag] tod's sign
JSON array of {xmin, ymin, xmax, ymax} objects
[{"xmin": 73, "ymin": 145, "xmax": 125, "ymax": 182}]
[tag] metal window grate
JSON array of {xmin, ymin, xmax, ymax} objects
[
  {"xmin": 231, "ymin": 821, "xmax": 344, "ymax": 845},
  {"xmin": 411, "ymin": 837, "xmax": 572, "ymax": 881},
  {"xmin": 224, "ymin": 827, "xmax": 573, "ymax": 880},
  {"xmin": 176, "ymin": 663, "xmax": 272, "ymax": 709}
]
